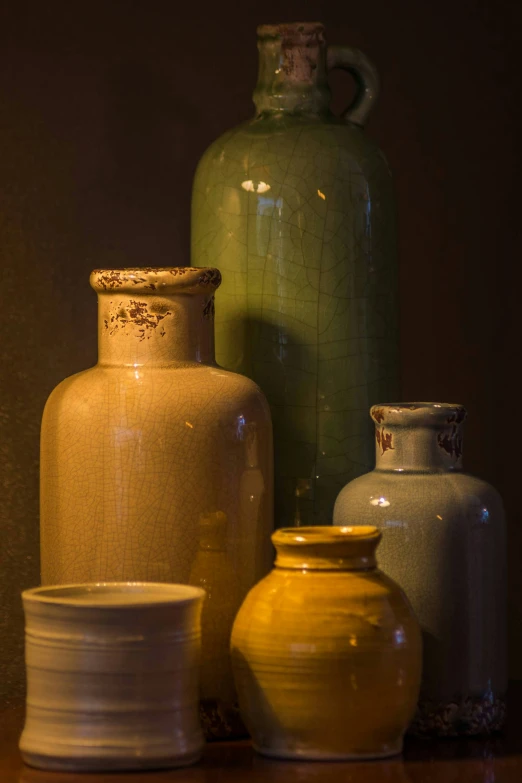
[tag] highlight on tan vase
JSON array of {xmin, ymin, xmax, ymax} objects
[
  {"xmin": 19, "ymin": 582, "xmax": 205, "ymax": 772},
  {"xmin": 39, "ymin": 267, "xmax": 274, "ymax": 738},
  {"xmin": 231, "ymin": 525, "xmax": 422, "ymax": 761}
]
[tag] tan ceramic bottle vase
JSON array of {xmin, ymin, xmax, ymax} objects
[
  {"xmin": 39, "ymin": 267, "xmax": 274, "ymax": 736},
  {"xmin": 231, "ymin": 526, "xmax": 422, "ymax": 760},
  {"xmin": 334, "ymin": 403, "xmax": 507, "ymax": 735}
]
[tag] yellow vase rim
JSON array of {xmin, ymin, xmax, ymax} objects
[{"xmin": 273, "ymin": 525, "xmax": 381, "ymax": 546}]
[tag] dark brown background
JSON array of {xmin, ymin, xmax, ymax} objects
[{"xmin": 1, "ymin": 0, "xmax": 520, "ymax": 704}]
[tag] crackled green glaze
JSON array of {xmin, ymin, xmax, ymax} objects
[{"xmin": 192, "ymin": 23, "xmax": 398, "ymax": 527}]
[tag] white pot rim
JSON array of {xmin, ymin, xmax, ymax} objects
[{"xmin": 22, "ymin": 582, "xmax": 205, "ymax": 609}]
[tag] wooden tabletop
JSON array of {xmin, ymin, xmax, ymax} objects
[{"xmin": 2, "ymin": 689, "xmax": 522, "ymax": 783}]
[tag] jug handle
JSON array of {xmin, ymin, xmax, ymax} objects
[{"xmin": 327, "ymin": 45, "xmax": 380, "ymax": 127}]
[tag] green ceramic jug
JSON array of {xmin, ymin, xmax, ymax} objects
[{"xmin": 192, "ymin": 22, "xmax": 398, "ymax": 527}]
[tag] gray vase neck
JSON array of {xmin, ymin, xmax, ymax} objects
[
  {"xmin": 370, "ymin": 403, "xmax": 467, "ymax": 473},
  {"xmin": 90, "ymin": 268, "xmax": 219, "ymax": 367},
  {"xmin": 253, "ymin": 23, "xmax": 331, "ymax": 117}
]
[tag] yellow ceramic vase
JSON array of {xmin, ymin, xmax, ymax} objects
[{"xmin": 231, "ymin": 526, "xmax": 422, "ymax": 760}]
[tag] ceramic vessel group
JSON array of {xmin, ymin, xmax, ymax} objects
[{"xmin": 23, "ymin": 17, "xmax": 508, "ymax": 774}]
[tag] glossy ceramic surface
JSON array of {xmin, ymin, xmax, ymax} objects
[
  {"xmin": 231, "ymin": 526, "xmax": 421, "ymax": 760},
  {"xmin": 334, "ymin": 403, "xmax": 507, "ymax": 735},
  {"xmin": 39, "ymin": 268, "xmax": 274, "ymax": 737},
  {"xmin": 192, "ymin": 22, "xmax": 399, "ymax": 528},
  {"xmin": 19, "ymin": 582, "xmax": 204, "ymax": 771}
]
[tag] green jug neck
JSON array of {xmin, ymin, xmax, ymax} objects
[{"xmin": 253, "ymin": 23, "xmax": 331, "ymax": 118}]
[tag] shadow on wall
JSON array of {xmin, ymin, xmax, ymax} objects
[{"xmin": 0, "ymin": 54, "xmax": 202, "ymax": 706}]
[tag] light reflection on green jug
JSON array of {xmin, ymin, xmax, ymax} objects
[{"xmin": 192, "ymin": 22, "xmax": 399, "ymax": 527}]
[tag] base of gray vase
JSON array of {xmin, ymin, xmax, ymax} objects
[
  {"xmin": 199, "ymin": 698, "xmax": 249, "ymax": 741},
  {"xmin": 253, "ymin": 741, "xmax": 403, "ymax": 761},
  {"xmin": 409, "ymin": 693, "xmax": 506, "ymax": 737}
]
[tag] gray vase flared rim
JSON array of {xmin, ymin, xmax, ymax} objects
[
  {"xmin": 22, "ymin": 582, "xmax": 206, "ymax": 609},
  {"xmin": 370, "ymin": 403, "xmax": 467, "ymax": 427}
]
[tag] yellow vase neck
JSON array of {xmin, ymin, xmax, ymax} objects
[{"xmin": 273, "ymin": 526, "xmax": 381, "ymax": 571}]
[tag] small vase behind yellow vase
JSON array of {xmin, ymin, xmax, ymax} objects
[{"xmin": 231, "ymin": 526, "xmax": 422, "ymax": 761}]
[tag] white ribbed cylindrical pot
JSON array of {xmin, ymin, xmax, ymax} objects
[{"xmin": 20, "ymin": 582, "xmax": 205, "ymax": 772}]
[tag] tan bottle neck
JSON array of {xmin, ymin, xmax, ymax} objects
[{"xmin": 97, "ymin": 291, "xmax": 215, "ymax": 367}]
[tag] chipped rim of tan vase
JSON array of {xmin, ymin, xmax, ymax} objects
[{"xmin": 90, "ymin": 267, "xmax": 222, "ymax": 294}]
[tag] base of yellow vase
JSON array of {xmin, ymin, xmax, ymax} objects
[{"xmin": 253, "ymin": 742, "xmax": 403, "ymax": 762}]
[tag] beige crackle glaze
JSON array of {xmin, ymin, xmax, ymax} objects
[
  {"xmin": 19, "ymin": 582, "xmax": 205, "ymax": 771},
  {"xmin": 334, "ymin": 403, "xmax": 507, "ymax": 736},
  {"xmin": 39, "ymin": 268, "xmax": 274, "ymax": 732},
  {"xmin": 231, "ymin": 526, "xmax": 422, "ymax": 760}
]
